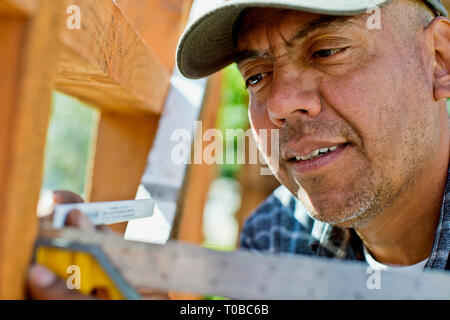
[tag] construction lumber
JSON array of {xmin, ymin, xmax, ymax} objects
[
  {"xmin": 55, "ymin": 0, "xmax": 170, "ymax": 115},
  {"xmin": 0, "ymin": 0, "xmax": 37, "ymax": 16},
  {"xmin": 85, "ymin": 112, "xmax": 160, "ymax": 233},
  {"xmin": 116, "ymin": 0, "xmax": 193, "ymax": 71},
  {"xmin": 83, "ymin": 0, "xmax": 194, "ymax": 233},
  {"xmin": 0, "ymin": 0, "xmax": 64, "ymax": 299}
]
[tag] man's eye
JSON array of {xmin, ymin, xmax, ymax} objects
[
  {"xmin": 246, "ymin": 73, "xmax": 266, "ymax": 88},
  {"xmin": 311, "ymin": 48, "xmax": 345, "ymax": 59}
]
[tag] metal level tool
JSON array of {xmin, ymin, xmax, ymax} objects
[{"xmin": 35, "ymin": 227, "xmax": 450, "ymax": 300}]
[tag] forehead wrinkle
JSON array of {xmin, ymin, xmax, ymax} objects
[
  {"xmin": 235, "ymin": 13, "xmax": 362, "ymax": 65},
  {"xmin": 235, "ymin": 50, "xmax": 272, "ymax": 67},
  {"xmin": 291, "ymin": 15, "xmax": 356, "ymax": 44}
]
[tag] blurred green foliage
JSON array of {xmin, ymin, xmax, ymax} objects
[
  {"xmin": 217, "ymin": 64, "xmax": 249, "ymax": 178},
  {"xmin": 41, "ymin": 92, "xmax": 97, "ymax": 198}
]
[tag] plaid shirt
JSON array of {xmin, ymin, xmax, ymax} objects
[{"xmin": 240, "ymin": 167, "xmax": 450, "ymax": 271}]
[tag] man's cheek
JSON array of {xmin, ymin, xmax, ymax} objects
[{"xmin": 322, "ymin": 63, "xmax": 402, "ymax": 147}]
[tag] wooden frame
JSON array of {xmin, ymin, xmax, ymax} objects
[{"xmin": 0, "ymin": 0, "xmax": 194, "ymax": 298}]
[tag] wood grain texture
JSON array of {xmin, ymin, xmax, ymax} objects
[
  {"xmin": 55, "ymin": 0, "xmax": 170, "ymax": 115},
  {"xmin": 0, "ymin": 0, "xmax": 63, "ymax": 298},
  {"xmin": 116, "ymin": 0, "xmax": 192, "ymax": 71},
  {"xmin": 85, "ymin": 112, "xmax": 160, "ymax": 233},
  {"xmin": 78, "ymin": 0, "xmax": 194, "ymax": 232},
  {"xmin": 0, "ymin": 0, "xmax": 37, "ymax": 16}
]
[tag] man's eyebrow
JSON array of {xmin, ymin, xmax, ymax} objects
[
  {"xmin": 234, "ymin": 15, "xmax": 354, "ymax": 65},
  {"xmin": 235, "ymin": 50, "xmax": 271, "ymax": 65},
  {"xmin": 292, "ymin": 15, "xmax": 354, "ymax": 43}
]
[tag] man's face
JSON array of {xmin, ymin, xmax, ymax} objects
[{"xmin": 236, "ymin": 3, "xmax": 445, "ymax": 227}]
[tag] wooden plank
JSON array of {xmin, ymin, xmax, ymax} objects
[
  {"xmin": 82, "ymin": 0, "xmax": 194, "ymax": 233},
  {"xmin": 55, "ymin": 0, "xmax": 170, "ymax": 115},
  {"xmin": 0, "ymin": 0, "xmax": 37, "ymax": 16},
  {"xmin": 85, "ymin": 112, "xmax": 160, "ymax": 233},
  {"xmin": 0, "ymin": 0, "xmax": 63, "ymax": 298},
  {"xmin": 116, "ymin": 0, "xmax": 193, "ymax": 71},
  {"xmin": 40, "ymin": 227, "xmax": 450, "ymax": 300}
]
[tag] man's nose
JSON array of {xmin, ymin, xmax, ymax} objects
[{"xmin": 266, "ymin": 69, "xmax": 322, "ymax": 127}]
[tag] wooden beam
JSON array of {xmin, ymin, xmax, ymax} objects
[
  {"xmin": 116, "ymin": 0, "xmax": 193, "ymax": 71},
  {"xmin": 55, "ymin": 0, "xmax": 170, "ymax": 115},
  {"xmin": 85, "ymin": 111, "xmax": 160, "ymax": 233},
  {"xmin": 79, "ymin": 0, "xmax": 195, "ymax": 233},
  {"xmin": 0, "ymin": 0, "xmax": 63, "ymax": 299},
  {"xmin": 0, "ymin": 0, "xmax": 37, "ymax": 16}
]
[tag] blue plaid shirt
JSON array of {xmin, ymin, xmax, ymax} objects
[{"xmin": 240, "ymin": 167, "xmax": 450, "ymax": 271}]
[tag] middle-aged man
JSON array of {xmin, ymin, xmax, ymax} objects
[
  {"xmin": 28, "ymin": 0, "xmax": 450, "ymax": 298},
  {"xmin": 177, "ymin": 0, "xmax": 450, "ymax": 271}
]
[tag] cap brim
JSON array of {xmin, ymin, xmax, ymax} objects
[{"xmin": 177, "ymin": 0, "xmax": 392, "ymax": 79}]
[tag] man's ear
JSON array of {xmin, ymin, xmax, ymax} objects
[{"xmin": 429, "ymin": 17, "xmax": 450, "ymax": 101}]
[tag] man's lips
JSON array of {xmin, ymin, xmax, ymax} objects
[
  {"xmin": 282, "ymin": 141, "xmax": 348, "ymax": 162},
  {"xmin": 284, "ymin": 143, "xmax": 350, "ymax": 174}
]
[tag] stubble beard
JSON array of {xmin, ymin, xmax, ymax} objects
[{"xmin": 295, "ymin": 167, "xmax": 398, "ymax": 229}]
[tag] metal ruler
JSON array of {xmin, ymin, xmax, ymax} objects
[
  {"xmin": 38, "ymin": 227, "xmax": 450, "ymax": 300},
  {"xmin": 53, "ymin": 199, "xmax": 155, "ymax": 229}
]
